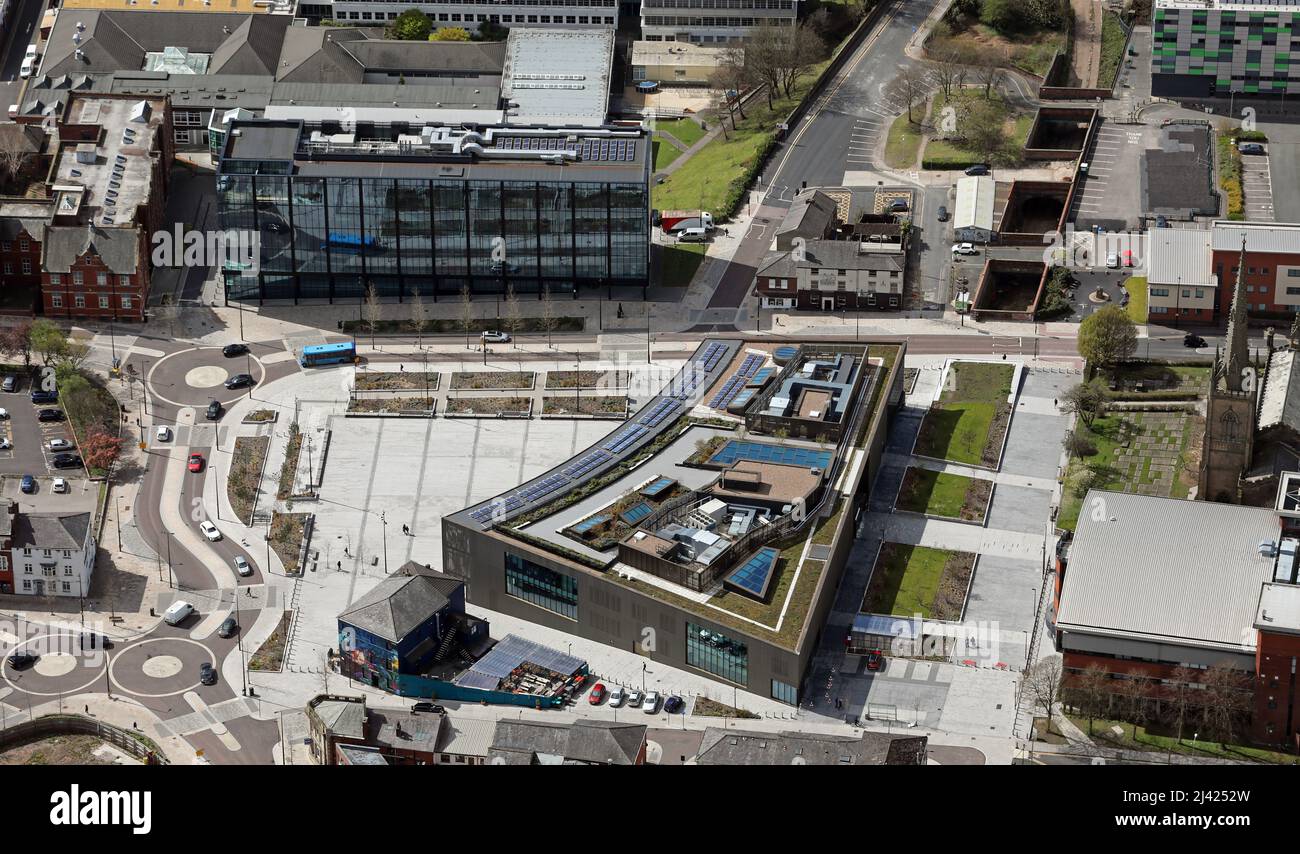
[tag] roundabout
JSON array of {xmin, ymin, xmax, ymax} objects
[
  {"xmin": 107, "ymin": 637, "xmax": 216, "ymax": 699},
  {"xmin": 145, "ymin": 346, "xmax": 267, "ymax": 410},
  {"xmin": 3, "ymin": 633, "xmax": 109, "ymax": 698}
]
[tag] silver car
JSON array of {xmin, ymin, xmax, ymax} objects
[{"xmin": 233, "ymin": 556, "xmax": 252, "ymax": 577}]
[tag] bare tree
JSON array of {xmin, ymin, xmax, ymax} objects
[
  {"xmin": 0, "ymin": 143, "xmax": 31, "ymax": 188},
  {"xmin": 1200, "ymin": 662, "xmax": 1251, "ymax": 747},
  {"xmin": 1167, "ymin": 666, "xmax": 1200, "ymax": 743},
  {"xmin": 406, "ymin": 289, "xmax": 429, "ymax": 350},
  {"xmin": 711, "ymin": 45, "xmax": 751, "ymax": 126},
  {"xmin": 1062, "ymin": 429, "xmax": 1097, "ymax": 461},
  {"xmin": 1067, "ymin": 663, "xmax": 1112, "ymax": 736},
  {"xmin": 886, "ymin": 66, "xmax": 929, "ymax": 125},
  {"xmin": 1025, "ymin": 654, "xmax": 1065, "ymax": 725},
  {"xmin": 363, "ymin": 283, "xmax": 382, "ymax": 349},
  {"xmin": 540, "ymin": 285, "xmax": 557, "ymax": 350},
  {"xmin": 458, "ymin": 284, "xmax": 474, "ymax": 350},
  {"xmin": 1061, "ymin": 380, "xmax": 1108, "ymax": 427},
  {"xmin": 974, "ymin": 61, "xmax": 1004, "ymax": 100},
  {"xmin": 503, "ymin": 283, "xmax": 522, "ymax": 350}
]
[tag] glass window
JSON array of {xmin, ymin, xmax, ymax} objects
[
  {"xmin": 771, "ymin": 679, "xmax": 797, "ymax": 705},
  {"xmin": 505, "ymin": 553, "xmax": 578, "ymax": 619},
  {"xmin": 686, "ymin": 622, "xmax": 748, "ymax": 685}
]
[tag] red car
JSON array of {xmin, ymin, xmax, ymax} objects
[
  {"xmin": 1122, "ymin": 249, "xmax": 1135, "ymax": 268},
  {"xmin": 865, "ymin": 652, "xmax": 884, "ymax": 672},
  {"xmin": 588, "ymin": 683, "xmax": 606, "ymax": 705},
  {"xmin": 188, "ymin": 453, "xmax": 205, "ymax": 473}
]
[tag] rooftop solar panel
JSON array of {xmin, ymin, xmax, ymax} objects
[
  {"xmin": 641, "ymin": 476, "xmax": 677, "ymax": 498},
  {"xmin": 708, "ymin": 440, "xmax": 833, "ymax": 470},
  {"xmin": 724, "ymin": 547, "xmax": 780, "ymax": 599},
  {"xmin": 620, "ymin": 501, "xmax": 653, "ymax": 525}
]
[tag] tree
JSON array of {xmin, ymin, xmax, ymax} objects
[
  {"xmin": 1025, "ymin": 655, "xmax": 1065, "ymax": 724},
  {"xmin": 540, "ymin": 285, "xmax": 557, "ymax": 349},
  {"xmin": 477, "ymin": 20, "xmax": 509, "ymax": 41},
  {"xmin": 778, "ymin": 25, "xmax": 827, "ymax": 98},
  {"xmin": 1200, "ymin": 662, "xmax": 1251, "ymax": 747},
  {"xmin": 1068, "ymin": 663, "xmax": 1113, "ymax": 736},
  {"xmin": 956, "ymin": 96, "xmax": 1009, "ymax": 157},
  {"xmin": 0, "ymin": 320, "xmax": 33, "ymax": 368},
  {"xmin": 1061, "ymin": 380, "xmax": 1108, "ymax": 427},
  {"xmin": 387, "ymin": 9, "xmax": 432, "ymax": 41},
  {"xmin": 362, "ymin": 283, "xmax": 382, "ymax": 349},
  {"xmin": 503, "ymin": 284, "xmax": 522, "ymax": 350},
  {"xmin": 430, "ymin": 26, "xmax": 471, "ymax": 42},
  {"xmin": 0, "ymin": 138, "xmax": 32, "ymax": 188},
  {"xmin": 1062, "ymin": 429, "xmax": 1098, "ymax": 461},
  {"xmin": 886, "ymin": 66, "xmax": 928, "ymax": 125},
  {"xmin": 406, "ymin": 289, "xmax": 429, "ymax": 350},
  {"xmin": 980, "ymin": 0, "xmax": 1019, "ymax": 32},
  {"xmin": 710, "ymin": 46, "xmax": 752, "ymax": 126},
  {"xmin": 30, "ymin": 319, "xmax": 67, "ymax": 367},
  {"xmin": 1119, "ymin": 670, "xmax": 1153, "ymax": 740},
  {"xmin": 1167, "ymin": 666, "xmax": 1200, "ymax": 743},
  {"xmin": 81, "ymin": 428, "xmax": 122, "ymax": 473},
  {"xmin": 974, "ymin": 61, "xmax": 1004, "ymax": 100},
  {"xmin": 1077, "ymin": 306, "xmax": 1138, "ymax": 374},
  {"xmin": 458, "ymin": 284, "xmax": 475, "ymax": 350}
]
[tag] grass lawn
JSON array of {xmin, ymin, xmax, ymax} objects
[
  {"xmin": 914, "ymin": 362, "xmax": 1014, "ymax": 466},
  {"xmin": 658, "ymin": 242, "xmax": 707, "ymax": 287},
  {"xmin": 862, "ymin": 543, "xmax": 973, "ymax": 620},
  {"xmin": 928, "ymin": 24, "xmax": 1066, "ymax": 79},
  {"xmin": 895, "ymin": 467, "xmax": 991, "ymax": 521},
  {"xmin": 1217, "ymin": 133, "xmax": 1245, "ymax": 220},
  {"xmin": 884, "ymin": 112, "xmax": 925, "ymax": 169},
  {"xmin": 655, "ymin": 118, "xmax": 707, "ymax": 148},
  {"xmin": 652, "ymin": 60, "xmax": 830, "ymax": 216},
  {"xmin": 1066, "ymin": 715, "xmax": 1299, "ymax": 764},
  {"xmin": 1097, "ymin": 11, "xmax": 1128, "ymax": 89},
  {"xmin": 922, "ymin": 89, "xmax": 1032, "ymax": 168},
  {"xmin": 1122, "ymin": 276, "xmax": 1148, "ymax": 324},
  {"xmin": 652, "ymin": 138, "xmax": 681, "ymax": 172}
]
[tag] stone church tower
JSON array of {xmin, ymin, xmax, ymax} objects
[{"xmin": 1200, "ymin": 239, "xmax": 1256, "ymax": 502}]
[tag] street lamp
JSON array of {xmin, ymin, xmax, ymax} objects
[
  {"xmin": 380, "ymin": 511, "xmax": 389, "ymax": 574},
  {"xmin": 165, "ymin": 531, "xmax": 175, "ymax": 589}
]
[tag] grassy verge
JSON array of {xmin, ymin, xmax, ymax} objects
[
  {"xmin": 655, "ymin": 117, "xmax": 707, "ymax": 148},
  {"xmin": 1066, "ymin": 714, "xmax": 1298, "ymax": 764},
  {"xmin": 1122, "ymin": 276, "xmax": 1148, "ymax": 324},
  {"xmin": 269, "ymin": 513, "xmax": 307, "ymax": 574},
  {"xmin": 445, "ymin": 396, "xmax": 531, "ymax": 415},
  {"xmin": 541, "ymin": 396, "xmax": 627, "ymax": 416},
  {"xmin": 913, "ymin": 362, "xmax": 1014, "ymax": 466},
  {"xmin": 1217, "ymin": 133, "xmax": 1245, "ymax": 220},
  {"xmin": 1097, "ymin": 11, "xmax": 1127, "ymax": 89},
  {"xmin": 249, "ymin": 610, "xmax": 293, "ymax": 672},
  {"xmin": 450, "ymin": 371, "xmax": 533, "ymax": 390},
  {"xmin": 657, "ymin": 242, "xmax": 707, "ymax": 287},
  {"xmin": 922, "ymin": 89, "xmax": 1031, "ymax": 169},
  {"xmin": 895, "ymin": 467, "xmax": 991, "ymax": 521},
  {"xmin": 862, "ymin": 543, "xmax": 975, "ymax": 621},
  {"xmin": 354, "ymin": 371, "xmax": 440, "ymax": 391},
  {"xmin": 59, "ymin": 373, "xmax": 120, "ymax": 479},
  {"xmin": 884, "ymin": 113, "xmax": 925, "ymax": 169},
  {"xmin": 653, "ymin": 138, "xmax": 681, "ymax": 172},
  {"xmin": 227, "ymin": 436, "xmax": 269, "ymax": 525},
  {"xmin": 692, "ymin": 697, "xmax": 760, "ymax": 719},
  {"xmin": 277, "ymin": 423, "xmax": 302, "ymax": 500}
]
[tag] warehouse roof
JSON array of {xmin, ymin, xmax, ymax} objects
[
  {"xmin": 954, "ymin": 176, "xmax": 995, "ymax": 232},
  {"xmin": 1146, "ymin": 228, "xmax": 1215, "ymax": 287},
  {"xmin": 501, "ymin": 27, "xmax": 613, "ymax": 126},
  {"xmin": 1212, "ymin": 220, "xmax": 1300, "ymax": 255}
]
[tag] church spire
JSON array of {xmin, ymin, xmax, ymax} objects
[{"xmin": 1225, "ymin": 235, "xmax": 1250, "ymax": 391}]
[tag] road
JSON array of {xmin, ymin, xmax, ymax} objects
[{"xmin": 0, "ymin": 0, "xmax": 45, "ymax": 81}]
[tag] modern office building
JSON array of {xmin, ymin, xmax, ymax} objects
[
  {"xmin": 1151, "ymin": 0, "xmax": 1300, "ymax": 98},
  {"xmin": 640, "ymin": 0, "xmax": 798, "ymax": 44},
  {"xmin": 298, "ymin": 0, "xmax": 619, "ymax": 30},
  {"xmin": 216, "ymin": 116, "xmax": 651, "ymax": 303},
  {"xmin": 442, "ymin": 338, "xmax": 906, "ymax": 706}
]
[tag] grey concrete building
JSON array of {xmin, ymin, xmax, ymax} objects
[{"xmin": 640, "ymin": 0, "xmax": 799, "ymax": 44}]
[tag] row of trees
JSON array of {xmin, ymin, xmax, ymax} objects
[
  {"xmin": 385, "ymin": 9, "xmax": 505, "ymax": 42},
  {"xmin": 710, "ymin": 24, "xmax": 830, "ymax": 119},
  {"xmin": 945, "ymin": 0, "xmax": 1066, "ymax": 35},
  {"xmin": 358, "ymin": 283, "xmax": 562, "ymax": 350}
]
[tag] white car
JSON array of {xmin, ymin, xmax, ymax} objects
[
  {"xmin": 1106, "ymin": 253, "xmax": 1120, "ymax": 269},
  {"xmin": 641, "ymin": 691, "xmax": 661, "ymax": 714},
  {"xmin": 0, "ymin": 438, "xmax": 10, "ymax": 450},
  {"xmin": 626, "ymin": 689, "xmax": 643, "ymax": 707},
  {"xmin": 162, "ymin": 600, "xmax": 194, "ymax": 626},
  {"xmin": 51, "ymin": 477, "xmax": 68, "ymax": 494},
  {"xmin": 607, "ymin": 686, "xmax": 626, "ymax": 708},
  {"xmin": 155, "ymin": 426, "xmax": 171, "ymax": 442},
  {"xmin": 19, "ymin": 55, "xmax": 35, "ymax": 79},
  {"xmin": 951, "ymin": 243, "xmax": 978, "ymax": 256},
  {"xmin": 24, "ymin": 45, "xmax": 37, "ymax": 61},
  {"xmin": 480, "ymin": 330, "xmax": 511, "ymax": 344},
  {"xmin": 48, "ymin": 438, "xmax": 72, "ymax": 452},
  {"xmin": 233, "ymin": 555, "xmax": 252, "ymax": 577},
  {"xmin": 0, "ymin": 409, "xmax": 8, "ymax": 419},
  {"xmin": 200, "ymin": 520, "xmax": 222, "ymax": 542}
]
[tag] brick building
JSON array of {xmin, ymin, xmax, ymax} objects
[{"xmin": 0, "ymin": 201, "xmax": 52, "ymax": 316}]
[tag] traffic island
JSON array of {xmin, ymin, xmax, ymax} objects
[{"xmin": 227, "ymin": 436, "xmax": 269, "ymax": 525}]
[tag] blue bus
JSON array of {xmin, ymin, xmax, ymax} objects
[
  {"xmin": 300, "ymin": 342, "xmax": 357, "ymax": 368},
  {"xmin": 321, "ymin": 232, "xmax": 380, "ymax": 254}
]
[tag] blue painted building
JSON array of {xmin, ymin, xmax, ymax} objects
[{"xmin": 337, "ymin": 564, "xmax": 484, "ymax": 692}]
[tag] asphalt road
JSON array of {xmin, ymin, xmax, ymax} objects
[{"xmin": 0, "ymin": 0, "xmax": 45, "ymax": 82}]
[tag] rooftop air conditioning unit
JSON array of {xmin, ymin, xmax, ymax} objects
[{"xmin": 1260, "ymin": 540, "xmax": 1278, "ymax": 558}]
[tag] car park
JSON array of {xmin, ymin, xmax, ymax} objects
[
  {"xmin": 48, "ymin": 438, "xmax": 71, "ymax": 452},
  {"xmin": 37, "ymin": 408, "xmax": 64, "ymax": 422},
  {"xmin": 951, "ymin": 243, "xmax": 978, "ymax": 256},
  {"xmin": 51, "ymin": 478, "xmax": 68, "ymax": 493},
  {"xmin": 7, "ymin": 652, "xmax": 37, "ymax": 669},
  {"xmin": 608, "ymin": 686, "xmax": 626, "ymax": 708},
  {"xmin": 233, "ymin": 555, "xmax": 252, "ymax": 577},
  {"xmin": 199, "ymin": 662, "xmax": 217, "ymax": 685},
  {"xmin": 2, "ymin": 376, "xmax": 16, "ymax": 393},
  {"xmin": 218, "ymin": 617, "xmax": 238, "ymax": 638},
  {"xmin": 480, "ymin": 330, "xmax": 511, "ymax": 343},
  {"xmin": 412, "ymin": 702, "xmax": 446, "ymax": 714},
  {"xmin": 224, "ymin": 373, "xmax": 254, "ymax": 389},
  {"xmin": 19, "ymin": 474, "xmax": 34, "ymax": 493},
  {"xmin": 200, "ymin": 520, "xmax": 221, "ymax": 541},
  {"xmin": 206, "ymin": 400, "xmax": 222, "ymax": 420},
  {"xmin": 31, "ymin": 390, "xmax": 56, "ymax": 405},
  {"xmin": 588, "ymin": 683, "xmax": 607, "ymax": 705},
  {"xmin": 156, "ymin": 426, "xmax": 171, "ymax": 442},
  {"xmin": 188, "ymin": 453, "xmax": 205, "ymax": 473},
  {"xmin": 222, "ymin": 343, "xmax": 249, "ymax": 358},
  {"xmin": 641, "ymin": 691, "xmax": 660, "ymax": 713},
  {"xmin": 52, "ymin": 454, "xmax": 82, "ymax": 469},
  {"xmin": 663, "ymin": 695, "xmax": 685, "ymax": 714},
  {"xmin": 162, "ymin": 600, "xmax": 194, "ymax": 625}
]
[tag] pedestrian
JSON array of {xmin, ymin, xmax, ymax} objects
[
  {"xmin": 337, "ymin": 560, "xmax": 342, "ymax": 571},
  {"xmin": 400, "ymin": 364, "xmax": 405, "ymax": 372},
  {"xmin": 1053, "ymin": 398, "xmax": 1058, "ymax": 407}
]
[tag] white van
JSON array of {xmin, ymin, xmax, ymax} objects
[
  {"xmin": 163, "ymin": 600, "xmax": 194, "ymax": 626},
  {"xmin": 19, "ymin": 56, "xmax": 35, "ymax": 79},
  {"xmin": 677, "ymin": 227, "xmax": 709, "ymax": 243}
]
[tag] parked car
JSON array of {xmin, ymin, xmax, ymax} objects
[
  {"xmin": 1105, "ymin": 252, "xmax": 1120, "ymax": 269},
  {"xmin": 7, "ymin": 652, "xmax": 37, "ymax": 669},
  {"xmin": 37, "ymin": 408, "xmax": 64, "ymax": 422},
  {"xmin": 156, "ymin": 426, "xmax": 171, "ymax": 442},
  {"xmin": 51, "ymin": 477, "xmax": 68, "ymax": 494},
  {"xmin": 222, "ymin": 343, "xmax": 249, "ymax": 358},
  {"xmin": 162, "ymin": 600, "xmax": 194, "ymax": 626},
  {"xmin": 51, "ymin": 453, "xmax": 82, "ymax": 469},
  {"xmin": 218, "ymin": 617, "xmax": 238, "ymax": 639},
  {"xmin": 866, "ymin": 652, "xmax": 884, "ymax": 672},
  {"xmin": 0, "ymin": 438, "xmax": 10, "ymax": 450},
  {"xmin": 206, "ymin": 400, "xmax": 222, "ymax": 420},
  {"xmin": 199, "ymin": 662, "xmax": 217, "ymax": 686},
  {"xmin": 480, "ymin": 330, "xmax": 511, "ymax": 344},
  {"xmin": 31, "ymin": 389, "xmax": 57, "ymax": 405},
  {"xmin": 224, "ymin": 373, "xmax": 254, "ymax": 390},
  {"xmin": 888, "ymin": 198, "xmax": 909, "ymax": 212},
  {"xmin": 588, "ymin": 683, "xmax": 607, "ymax": 705},
  {"xmin": 1239, "ymin": 142, "xmax": 1266, "ymax": 155},
  {"xmin": 233, "ymin": 555, "xmax": 252, "ymax": 577},
  {"xmin": 964, "ymin": 164, "xmax": 990, "ymax": 176},
  {"xmin": 1079, "ymin": 162, "xmax": 1089, "ymax": 175},
  {"xmin": 663, "ymin": 695, "xmax": 685, "ymax": 714},
  {"xmin": 200, "ymin": 520, "xmax": 222, "ymax": 542},
  {"xmin": 606, "ymin": 686, "xmax": 626, "ymax": 708},
  {"xmin": 19, "ymin": 474, "xmax": 34, "ymax": 493},
  {"xmin": 936, "ymin": 205, "xmax": 949, "ymax": 222},
  {"xmin": 48, "ymin": 438, "xmax": 72, "ymax": 452},
  {"xmin": 641, "ymin": 691, "xmax": 660, "ymax": 713},
  {"xmin": 951, "ymin": 243, "xmax": 978, "ymax": 256},
  {"xmin": 19, "ymin": 54, "xmax": 36, "ymax": 79},
  {"xmin": 0, "ymin": 408, "xmax": 9, "ymax": 419},
  {"xmin": 1184, "ymin": 333, "xmax": 1207, "ymax": 349},
  {"xmin": 2, "ymin": 375, "xmax": 16, "ymax": 393},
  {"xmin": 411, "ymin": 701, "xmax": 446, "ymax": 714},
  {"xmin": 626, "ymin": 689, "xmax": 643, "ymax": 707},
  {"xmin": 188, "ymin": 453, "xmax": 205, "ymax": 473}
]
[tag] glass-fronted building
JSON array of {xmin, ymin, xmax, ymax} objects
[
  {"xmin": 1151, "ymin": 0, "xmax": 1300, "ymax": 98},
  {"xmin": 217, "ymin": 119, "xmax": 651, "ymax": 303}
]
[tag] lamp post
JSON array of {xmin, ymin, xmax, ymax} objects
[
  {"xmin": 165, "ymin": 531, "xmax": 174, "ymax": 589},
  {"xmin": 380, "ymin": 511, "xmax": 389, "ymax": 575},
  {"xmin": 114, "ymin": 493, "xmax": 122, "ymax": 551}
]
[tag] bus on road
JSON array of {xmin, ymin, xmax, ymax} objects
[
  {"xmin": 300, "ymin": 342, "xmax": 357, "ymax": 368},
  {"xmin": 321, "ymin": 233, "xmax": 381, "ymax": 254}
]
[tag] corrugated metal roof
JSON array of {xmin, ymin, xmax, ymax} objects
[
  {"xmin": 1147, "ymin": 228, "xmax": 1216, "ymax": 287},
  {"xmin": 1056, "ymin": 491, "xmax": 1279, "ymax": 650},
  {"xmin": 953, "ymin": 176, "xmax": 994, "ymax": 231},
  {"xmin": 1212, "ymin": 220, "xmax": 1300, "ymax": 254},
  {"xmin": 1260, "ymin": 348, "xmax": 1300, "ymax": 432},
  {"xmin": 501, "ymin": 28, "xmax": 613, "ymax": 126}
]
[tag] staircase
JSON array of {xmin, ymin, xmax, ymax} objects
[{"xmin": 432, "ymin": 627, "xmax": 460, "ymax": 664}]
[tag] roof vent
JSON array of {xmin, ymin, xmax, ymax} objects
[{"xmin": 1260, "ymin": 540, "xmax": 1277, "ymax": 558}]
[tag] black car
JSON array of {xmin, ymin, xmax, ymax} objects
[
  {"xmin": 1184, "ymin": 333, "xmax": 1207, "ymax": 349},
  {"xmin": 199, "ymin": 662, "xmax": 217, "ymax": 686},
  {"xmin": 206, "ymin": 400, "xmax": 223, "ymax": 420},
  {"xmin": 663, "ymin": 695, "xmax": 685, "ymax": 714},
  {"xmin": 936, "ymin": 205, "xmax": 949, "ymax": 222},
  {"xmin": 80, "ymin": 633, "xmax": 111, "ymax": 650},
  {"xmin": 412, "ymin": 702, "xmax": 446, "ymax": 714},
  {"xmin": 222, "ymin": 343, "xmax": 249, "ymax": 358},
  {"xmin": 30, "ymin": 389, "xmax": 57, "ymax": 404},
  {"xmin": 52, "ymin": 453, "xmax": 83, "ymax": 469},
  {"xmin": 37, "ymin": 408, "xmax": 64, "ymax": 422},
  {"xmin": 888, "ymin": 198, "xmax": 909, "ymax": 212},
  {"xmin": 217, "ymin": 617, "xmax": 238, "ymax": 639},
  {"xmin": 964, "ymin": 164, "xmax": 990, "ymax": 176},
  {"xmin": 224, "ymin": 373, "xmax": 254, "ymax": 390},
  {"xmin": 7, "ymin": 652, "xmax": 37, "ymax": 669}
]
